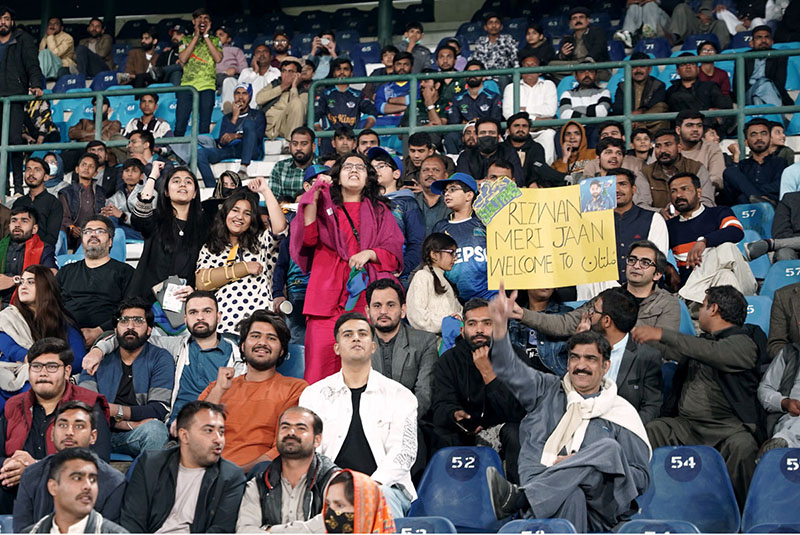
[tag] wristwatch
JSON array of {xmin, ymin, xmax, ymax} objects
[
  {"xmin": 697, "ymin": 236, "xmax": 706, "ymax": 243},
  {"xmin": 114, "ymin": 405, "xmax": 124, "ymax": 422}
]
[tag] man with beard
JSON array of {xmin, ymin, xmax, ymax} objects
[
  {"xmin": 356, "ymin": 129, "xmax": 380, "ymax": 155},
  {"xmin": 78, "ymin": 297, "xmax": 173, "ymax": 458},
  {"xmin": 59, "ymin": 153, "xmax": 107, "ymax": 250},
  {"xmin": 431, "ymin": 298, "xmax": 525, "ymax": 483},
  {"xmin": 445, "ymin": 60, "xmax": 501, "ymax": 153},
  {"xmin": 722, "ymin": 118, "xmax": 787, "ymax": 205},
  {"xmin": 0, "ymin": 338, "xmax": 111, "ymax": 513},
  {"xmin": 85, "ymin": 291, "xmax": 243, "ymax": 432},
  {"xmin": 412, "ymin": 154, "xmax": 452, "ymax": 235},
  {"xmin": 24, "ymin": 448, "xmax": 126, "ymax": 534},
  {"xmin": 120, "ymin": 400, "xmax": 246, "ymax": 533},
  {"xmin": 123, "ymin": 129, "xmax": 174, "ymax": 183},
  {"xmin": 434, "ymin": 45, "xmax": 463, "ymax": 107},
  {"xmin": 236, "ymin": 406, "xmax": 338, "ymax": 532},
  {"xmin": 558, "ymin": 61, "xmax": 611, "ymax": 120},
  {"xmin": 0, "ymin": 5, "xmax": 44, "ymax": 197},
  {"xmin": 12, "ymin": 157, "xmax": 62, "ymax": 246},
  {"xmin": 155, "ymin": 23, "xmax": 186, "ymax": 86},
  {"xmin": 123, "ymin": 27, "xmax": 160, "ymax": 88},
  {"xmin": 611, "ymin": 52, "xmax": 668, "ymax": 136},
  {"xmin": 14, "ymin": 401, "xmax": 126, "ymax": 532},
  {"xmin": 665, "ymin": 54, "xmax": 732, "ymax": 123},
  {"xmin": 374, "ymin": 52, "xmax": 414, "ymax": 130},
  {"xmin": 641, "ymin": 130, "xmax": 716, "ymax": 211},
  {"xmin": 737, "ymin": 25, "xmax": 794, "ymax": 107},
  {"xmin": 675, "ymin": 110, "xmax": 725, "ymax": 192},
  {"xmin": 271, "ymin": 32, "xmax": 291, "ymax": 67},
  {"xmin": 587, "ymin": 138, "xmax": 655, "ymax": 210},
  {"xmin": 75, "ymin": 17, "xmax": 112, "ymax": 76},
  {"xmin": 223, "ymin": 44, "xmax": 280, "ymax": 113},
  {"xmin": 0, "ymin": 206, "xmax": 56, "ymax": 306},
  {"xmin": 502, "ymin": 112, "xmax": 564, "ymax": 188},
  {"xmin": 484, "ymin": 290, "xmax": 651, "ymax": 533},
  {"xmin": 300, "ymin": 312, "xmax": 418, "ymax": 517},
  {"xmin": 56, "ymin": 216, "xmax": 134, "ymax": 346},
  {"xmin": 455, "ymin": 117, "xmax": 524, "ymax": 186},
  {"xmin": 365, "ymin": 279, "xmax": 436, "ymax": 417},
  {"xmin": 200, "ymin": 310, "xmax": 307, "ymax": 472},
  {"xmin": 666, "ymin": 173, "xmax": 755, "ymax": 302},
  {"xmin": 315, "ymin": 57, "xmax": 376, "ymax": 152},
  {"xmin": 270, "ymin": 126, "xmax": 318, "ymax": 200}
]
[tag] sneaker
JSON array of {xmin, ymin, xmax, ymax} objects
[
  {"xmin": 641, "ymin": 24, "xmax": 656, "ymax": 38},
  {"xmin": 757, "ymin": 437, "xmax": 788, "ymax": 460},
  {"xmin": 744, "ymin": 240, "xmax": 771, "ymax": 261},
  {"xmin": 237, "ymin": 167, "xmax": 249, "ymax": 182},
  {"xmin": 614, "ymin": 30, "xmax": 633, "ymax": 48},
  {"xmin": 486, "ymin": 466, "xmax": 521, "ymax": 521}
]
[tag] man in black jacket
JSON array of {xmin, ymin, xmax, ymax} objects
[
  {"xmin": 0, "ymin": 6, "xmax": 44, "ymax": 196},
  {"xmin": 236, "ymin": 407, "xmax": 338, "ymax": 532},
  {"xmin": 431, "ymin": 298, "xmax": 526, "ymax": 483},
  {"xmin": 120, "ymin": 400, "xmax": 246, "ymax": 533},
  {"xmin": 502, "ymin": 112, "xmax": 565, "ymax": 188},
  {"xmin": 455, "ymin": 117, "xmax": 524, "ymax": 186},
  {"xmin": 737, "ymin": 25, "xmax": 795, "ymax": 107},
  {"xmin": 612, "ymin": 51, "xmax": 668, "ymax": 135},
  {"xmin": 633, "ymin": 285, "xmax": 768, "ymax": 508},
  {"xmin": 666, "ymin": 53, "xmax": 732, "ymax": 113},
  {"xmin": 551, "ymin": 6, "xmax": 610, "ymax": 82}
]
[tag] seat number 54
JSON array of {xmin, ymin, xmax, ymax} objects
[{"xmin": 670, "ymin": 456, "xmax": 696, "ymax": 469}]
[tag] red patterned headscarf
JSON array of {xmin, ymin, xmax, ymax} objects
[{"xmin": 322, "ymin": 469, "xmax": 397, "ymax": 534}]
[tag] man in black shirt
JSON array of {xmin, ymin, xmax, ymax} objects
[
  {"xmin": 12, "ymin": 157, "xmax": 62, "ymax": 246},
  {"xmin": 56, "ymin": 215, "xmax": 134, "ymax": 346}
]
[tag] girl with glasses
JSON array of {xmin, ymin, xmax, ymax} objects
[{"xmin": 406, "ymin": 233, "xmax": 462, "ymax": 334}]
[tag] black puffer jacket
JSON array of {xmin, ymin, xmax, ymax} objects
[{"xmin": 0, "ymin": 28, "xmax": 43, "ymax": 97}]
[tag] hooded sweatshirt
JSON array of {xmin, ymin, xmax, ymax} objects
[{"xmin": 551, "ymin": 121, "xmax": 596, "ymax": 180}]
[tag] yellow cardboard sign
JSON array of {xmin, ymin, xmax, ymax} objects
[{"xmin": 486, "ymin": 185, "xmax": 618, "ymax": 290}]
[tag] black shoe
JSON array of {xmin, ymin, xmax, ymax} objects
[
  {"xmin": 757, "ymin": 437, "xmax": 788, "ymax": 461},
  {"xmin": 486, "ymin": 466, "xmax": 521, "ymax": 520}
]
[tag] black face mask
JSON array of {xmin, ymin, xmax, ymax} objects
[
  {"xmin": 324, "ymin": 510, "xmax": 354, "ymax": 533},
  {"xmin": 221, "ymin": 187, "xmax": 236, "ymax": 197},
  {"xmin": 477, "ymin": 136, "xmax": 498, "ymax": 154}
]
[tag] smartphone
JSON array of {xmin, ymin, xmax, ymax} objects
[
  {"xmin": 402, "ymin": 179, "xmax": 416, "ymax": 187},
  {"xmin": 454, "ymin": 414, "xmax": 482, "ymax": 434},
  {"xmin": 320, "ymin": 37, "xmax": 330, "ymax": 46}
]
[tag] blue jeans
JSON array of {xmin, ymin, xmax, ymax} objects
[
  {"xmin": 174, "ymin": 88, "xmax": 215, "ymax": 137},
  {"xmin": 197, "ymin": 119, "xmax": 262, "ymax": 186},
  {"xmin": 286, "ymin": 292, "xmax": 307, "ymax": 345},
  {"xmin": 162, "ymin": 64, "xmax": 183, "ymax": 86},
  {"xmin": 111, "ymin": 420, "xmax": 169, "ymax": 457},
  {"xmin": 381, "ymin": 485, "xmax": 411, "ymax": 518}
]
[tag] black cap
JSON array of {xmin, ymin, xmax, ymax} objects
[
  {"xmin": 170, "ymin": 24, "xmax": 188, "ymax": 35},
  {"xmin": 569, "ymin": 6, "xmax": 591, "ymax": 17}
]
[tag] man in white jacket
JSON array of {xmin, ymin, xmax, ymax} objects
[{"xmin": 299, "ymin": 312, "xmax": 418, "ymax": 518}]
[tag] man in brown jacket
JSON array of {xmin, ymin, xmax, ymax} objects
[
  {"xmin": 768, "ymin": 282, "xmax": 800, "ymax": 358},
  {"xmin": 75, "ymin": 17, "xmax": 112, "ymax": 77},
  {"xmin": 68, "ymin": 96, "xmax": 121, "ymax": 143},
  {"xmin": 123, "ymin": 28, "xmax": 159, "ymax": 88}
]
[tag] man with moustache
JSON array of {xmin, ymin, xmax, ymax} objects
[
  {"xmin": 611, "ymin": 51, "xmax": 668, "ymax": 135},
  {"xmin": 558, "ymin": 61, "xmax": 611, "ymax": 120},
  {"xmin": 24, "ymin": 448, "xmax": 126, "ymax": 533},
  {"xmin": 0, "ymin": 338, "xmax": 111, "ymax": 513},
  {"xmin": 155, "ymin": 23, "xmax": 186, "ymax": 86},
  {"xmin": 120, "ymin": 401, "xmax": 246, "ymax": 533},
  {"xmin": 200, "ymin": 310, "xmax": 307, "ymax": 472},
  {"xmin": 485, "ymin": 288, "xmax": 651, "ymax": 533},
  {"xmin": 14, "ymin": 401, "xmax": 126, "ymax": 532},
  {"xmin": 412, "ymin": 154, "xmax": 452, "ymax": 235},
  {"xmin": 78, "ymin": 297, "xmax": 173, "ymax": 458},
  {"xmin": 123, "ymin": 27, "xmax": 160, "ymax": 88},
  {"xmin": 223, "ymin": 44, "xmax": 280, "ymax": 112},
  {"xmin": 271, "ymin": 32, "xmax": 291, "ymax": 67},
  {"xmin": 12, "ymin": 157, "xmax": 62, "ymax": 246},
  {"xmin": 0, "ymin": 206, "xmax": 56, "ymax": 306},
  {"xmin": 722, "ymin": 118, "xmax": 787, "ymax": 205},
  {"xmin": 270, "ymin": 126, "xmax": 318, "ymax": 200},
  {"xmin": 236, "ymin": 407, "xmax": 338, "ymax": 533},
  {"xmin": 57, "ymin": 216, "xmax": 134, "ymax": 346},
  {"xmin": 431, "ymin": 299, "xmax": 526, "ymax": 483},
  {"xmin": 501, "ymin": 112, "xmax": 562, "ymax": 187}
]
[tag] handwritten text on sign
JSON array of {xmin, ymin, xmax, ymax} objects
[{"xmin": 486, "ymin": 185, "xmax": 618, "ymax": 289}]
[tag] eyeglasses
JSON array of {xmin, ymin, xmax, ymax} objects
[
  {"xmin": 29, "ymin": 362, "xmax": 64, "ymax": 373},
  {"xmin": 437, "ymin": 249, "xmax": 456, "ymax": 255},
  {"xmin": 626, "ymin": 255, "xmax": 656, "ymax": 269},
  {"xmin": 82, "ymin": 228, "xmax": 108, "ymax": 236},
  {"xmin": 274, "ymin": 39, "xmax": 288, "ymax": 44},
  {"xmin": 443, "ymin": 185, "xmax": 464, "ymax": 194},
  {"xmin": 118, "ymin": 316, "xmax": 146, "ymax": 326},
  {"xmin": 588, "ymin": 306, "xmax": 603, "ymax": 316},
  {"xmin": 372, "ymin": 162, "xmax": 390, "ymax": 171},
  {"xmin": 342, "ymin": 163, "xmax": 367, "ymax": 172}
]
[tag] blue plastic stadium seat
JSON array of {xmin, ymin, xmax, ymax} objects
[
  {"xmin": 394, "ymin": 516, "xmax": 458, "ymax": 533},
  {"xmin": 110, "ymin": 452, "xmax": 134, "ymax": 462},
  {"xmin": 732, "ymin": 202, "xmax": 775, "ymax": 239},
  {"xmin": 53, "ymin": 74, "xmax": 87, "ymax": 94},
  {"xmin": 403, "ymin": 2, "xmax": 435, "ymax": 22},
  {"xmin": 540, "ymin": 16, "xmax": 567, "ymax": 38},
  {"xmin": 457, "ymin": 21, "xmax": 483, "ymax": 45},
  {"xmin": 745, "ymin": 104, "xmax": 784, "ymax": 125},
  {"xmin": 589, "ymin": 12, "xmax": 612, "ymax": 31},
  {"xmin": 633, "ymin": 37, "xmax": 671, "ymax": 58},
  {"xmin": 745, "ymin": 523, "xmax": 800, "ymax": 533},
  {"xmin": 562, "ymin": 300, "xmax": 586, "ymax": 310},
  {"xmin": 787, "ymin": 112, "xmax": 800, "ymax": 136},
  {"xmin": 607, "ymin": 70, "xmax": 624, "ymax": 102},
  {"xmin": 760, "ymin": 260, "xmax": 800, "ymax": 299},
  {"xmin": 504, "ymin": 18, "xmax": 528, "ymax": 43},
  {"xmin": 409, "ymin": 446, "xmax": 506, "ymax": 532},
  {"xmin": 116, "ymin": 18, "xmax": 148, "ymax": 40},
  {"xmin": 556, "ymin": 75, "xmax": 578, "ymax": 102},
  {"xmin": 728, "ymin": 31, "xmax": 752, "ymax": 49},
  {"xmin": 290, "ymin": 33, "xmax": 315, "ymax": 58},
  {"xmin": 679, "ymin": 299, "xmax": 695, "ymax": 335},
  {"xmin": 608, "ymin": 40, "xmax": 626, "ymax": 61},
  {"xmin": 785, "ymin": 54, "xmax": 800, "ymax": 90},
  {"xmin": 498, "ymin": 519, "xmax": 577, "ymax": 533},
  {"xmin": 737, "ymin": 229, "xmax": 771, "ymax": 279},
  {"xmin": 744, "ymin": 295, "xmax": 772, "ymax": 335},
  {"xmin": 276, "ymin": 344, "xmax": 305, "ymax": 379},
  {"xmin": 657, "ymin": 64, "xmax": 681, "ymax": 85},
  {"xmin": 90, "ymin": 71, "xmax": 118, "ymax": 92},
  {"xmin": 634, "ymin": 446, "xmax": 741, "ymax": 533},
  {"xmin": 352, "ymin": 41, "xmax": 381, "ymax": 65},
  {"xmin": 742, "ymin": 448, "xmax": 800, "ymax": 532},
  {"xmin": 682, "ymin": 33, "xmax": 719, "ymax": 51},
  {"xmin": 618, "ymin": 519, "xmax": 701, "ymax": 533},
  {"xmin": 337, "ymin": 30, "xmax": 360, "ymax": 47}
]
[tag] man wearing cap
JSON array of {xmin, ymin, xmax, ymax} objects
[
  {"xmin": 552, "ymin": 7, "xmax": 610, "ymax": 82},
  {"xmin": 368, "ymin": 147, "xmax": 425, "ymax": 286},
  {"xmin": 558, "ymin": 60, "xmax": 612, "ymax": 120},
  {"xmin": 432, "ymin": 172, "xmax": 497, "ymax": 301},
  {"xmin": 197, "ymin": 82, "xmax": 265, "ymax": 186},
  {"xmin": 736, "ymin": 25, "xmax": 794, "ymax": 107},
  {"xmin": 256, "ymin": 57, "xmax": 308, "ymax": 141},
  {"xmin": 155, "ymin": 24, "xmax": 186, "ymax": 86}
]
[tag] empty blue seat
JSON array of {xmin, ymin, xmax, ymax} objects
[
  {"xmin": 589, "ymin": 12, "xmax": 612, "ymax": 31},
  {"xmin": 90, "ymin": 71, "xmax": 119, "ymax": 92},
  {"xmin": 732, "ymin": 202, "xmax": 775, "ymax": 239},
  {"xmin": 744, "ymin": 295, "xmax": 772, "ymax": 335},
  {"xmin": 540, "ymin": 16, "xmax": 567, "ymax": 38},
  {"xmin": 403, "ymin": 2, "xmax": 435, "ymax": 22},
  {"xmin": 352, "ymin": 41, "xmax": 381, "ymax": 64},
  {"xmin": 276, "ymin": 344, "xmax": 305, "ymax": 379},
  {"xmin": 633, "ymin": 37, "xmax": 671, "ymax": 58},
  {"xmin": 760, "ymin": 260, "xmax": 800, "ymax": 299},
  {"xmin": 395, "ymin": 516, "xmax": 458, "ymax": 533},
  {"xmin": 53, "ymin": 74, "xmax": 86, "ymax": 94},
  {"xmin": 742, "ymin": 448, "xmax": 800, "ymax": 532},
  {"xmin": 728, "ymin": 31, "xmax": 752, "ymax": 49},
  {"xmin": 619, "ymin": 519, "xmax": 700, "ymax": 533},
  {"xmin": 504, "ymin": 18, "xmax": 528, "ymax": 43},
  {"xmin": 409, "ymin": 446, "xmax": 506, "ymax": 532},
  {"xmin": 787, "ymin": 112, "xmax": 800, "ymax": 136},
  {"xmin": 608, "ymin": 40, "xmax": 626, "ymax": 61},
  {"xmin": 657, "ymin": 64, "xmax": 681, "ymax": 85},
  {"xmin": 498, "ymin": 518, "xmax": 577, "ymax": 533},
  {"xmin": 785, "ymin": 54, "xmax": 800, "ymax": 90},
  {"xmin": 634, "ymin": 446, "xmax": 741, "ymax": 533},
  {"xmin": 337, "ymin": 30, "xmax": 360, "ymax": 47},
  {"xmin": 290, "ymin": 33, "xmax": 315, "ymax": 58},
  {"xmin": 738, "ymin": 229, "xmax": 771, "ymax": 279},
  {"xmin": 679, "ymin": 299, "xmax": 695, "ymax": 335},
  {"xmin": 682, "ymin": 33, "xmax": 719, "ymax": 51},
  {"xmin": 457, "ymin": 21, "xmax": 483, "ymax": 45},
  {"xmin": 116, "ymin": 18, "xmax": 148, "ymax": 40}
]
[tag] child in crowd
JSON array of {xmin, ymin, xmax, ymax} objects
[{"xmin": 406, "ymin": 232, "xmax": 462, "ymax": 333}]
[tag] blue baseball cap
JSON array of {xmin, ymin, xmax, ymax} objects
[
  {"xmin": 303, "ymin": 164, "xmax": 330, "ymax": 183},
  {"xmin": 366, "ymin": 146, "xmax": 403, "ymax": 175},
  {"xmin": 345, "ymin": 267, "xmax": 369, "ymax": 311},
  {"xmin": 431, "ymin": 172, "xmax": 478, "ymax": 195}
]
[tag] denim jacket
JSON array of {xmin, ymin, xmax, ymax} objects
[{"xmin": 508, "ymin": 301, "xmax": 573, "ymax": 377}]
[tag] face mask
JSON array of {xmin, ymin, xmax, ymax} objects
[
  {"xmin": 324, "ymin": 510, "xmax": 354, "ymax": 533},
  {"xmin": 221, "ymin": 187, "xmax": 236, "ymax": 197},
  {"xmin": 477, "ymin": 136, "xmax": 498, "ymax": 154},
  {"xmin": 48, "ymin": 163, "xmax": 58, "ymax": 175}
]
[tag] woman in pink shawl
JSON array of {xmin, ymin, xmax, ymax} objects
[{"xmin": 290, "ymin": 153, "xmax": 404, "ymax": 383}]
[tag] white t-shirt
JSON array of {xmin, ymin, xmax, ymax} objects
[{"xmin": 155, "ymin": 465, "xmax": 206, "ymax": 534}]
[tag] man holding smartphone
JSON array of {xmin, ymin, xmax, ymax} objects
[{"xmin": 430, "ymin": 298, "xmax": 526, "ymax": 483}]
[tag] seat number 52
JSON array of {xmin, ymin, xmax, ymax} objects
[
  {"xmin": 670, "ymin": 456, "xmax": 696, "ymax": 469},
  {"xmin": 787, "ymin": 458, "xmax": 799, "ymax": 471},
  {"xmin": 451, "ymin": 456, "xmax": 476, "ymax": 469}
]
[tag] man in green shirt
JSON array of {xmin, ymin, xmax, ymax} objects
[{"xmin": 174, "ymin": 8, "xmax": 222, "ymax": 138}]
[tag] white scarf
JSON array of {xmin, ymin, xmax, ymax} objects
[
  {"xmin": 0, "ymin": 306, "xmax": 32, "ymax": 392},
  {"xmin": 541, "ymin": 374, "xmax": 652, "ymax": 467}
]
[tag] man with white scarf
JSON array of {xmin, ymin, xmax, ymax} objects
[{"xmin": 485, "ymin": 284, "xmax": 651, "ymax": 532}]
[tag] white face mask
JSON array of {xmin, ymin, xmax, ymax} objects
[{"xmin": 48, "ymin": 163, "xmax": 58, "ymax": 175}]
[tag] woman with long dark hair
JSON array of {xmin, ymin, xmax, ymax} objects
[
  {"xmin": 196, "ymin": 179, "xmax": 287, "ymax": 334},
  {"xmin": 406, "ymin": 233, "xmax": 461, "ymax": 334},
  {"xmin": 126, "ymin": 163, "xmax": 212, "ymax": 303},
  {"xmin": 290, "ymin": 153, "xmax": 404, "ymax": 383}
]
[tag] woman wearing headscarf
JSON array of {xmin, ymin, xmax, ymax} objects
[{"xmin": 323, "ymin": 470, "xmax": 396, "ymax": 534}]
